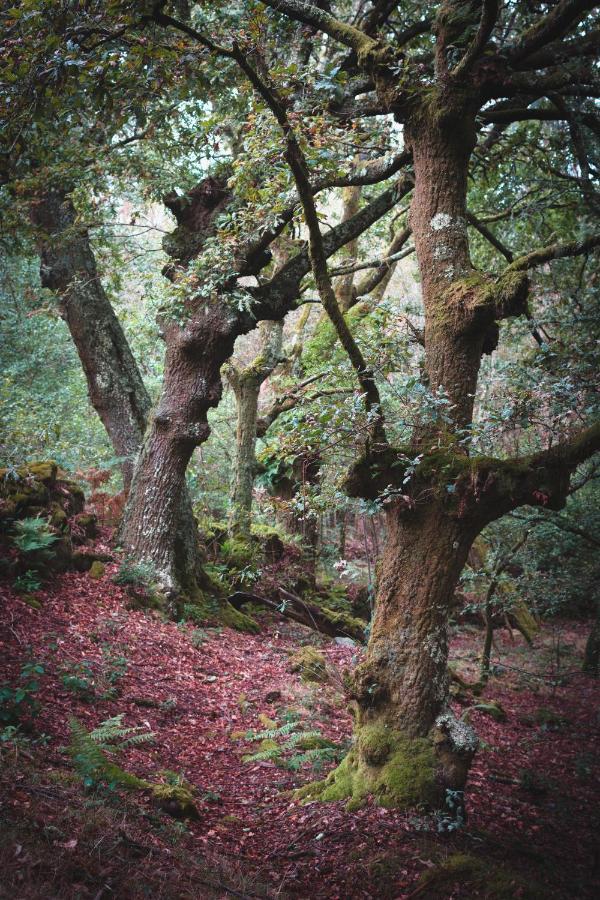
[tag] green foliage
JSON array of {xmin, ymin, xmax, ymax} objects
[
  {"xmin": 68, "ymin": 714, "xmax": 154, "ymax": 791},
  {"xmin": 11, "ymin": 517, "xmax": 58, "ymax": 554},
  {"xmin": 13, "ymin": 569, "xmax": 42, "ymax": 593},
  {"xmin": 0, "ymin": 661, "xmax": 44, "ymax": 726},
  {"xmin": 113, "ymin": 558, "xmax": 156, "ymax": 588},
  {"xmin": 243, "ymin": 713, "xmax": 341, "ymax": 773},
  {"xmin": 61, "ymin": 660, "xmax": 96, "ymax": 701},
  {"xmin": 60, "ymin": 644, "xmax": 129, "ymax": 702}
]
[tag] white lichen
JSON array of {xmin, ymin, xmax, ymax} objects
[
  {"xmin": 435, "ymin": 711, "xmax": 478, "ymax": 753},
  {"xmin": 430, "ymin": 212, "xmax": 453, "ymax": 231}
]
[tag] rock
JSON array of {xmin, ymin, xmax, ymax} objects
[
  {"xmin": 88, "ymin": 560, "xmax": 106, "ymax": 579},
  {"xmin": 151, "ymin": 783, "xmax": 200, "ymax": 820},
  {"xmin": 264, "ymin": 690, "xmax": 282, "ymax": 703},
  {"xmin": 473, "ymin": 701, "xmax": 507, "ymax": 722},
  {"xmin": 289, "ymin": 646, "xmax": 329, "ymax": 683},
  {"xmin": 334, "ymin": 637, "xmax": 356, "ymax": 648}
]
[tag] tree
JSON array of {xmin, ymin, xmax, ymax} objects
[
  {"xmin": 225, "ymin": 319, "xmax": 283, "ymax": 537},
  {"xmin": 184, "ymin": 0, "xmax": 599, "ymax": 813}
]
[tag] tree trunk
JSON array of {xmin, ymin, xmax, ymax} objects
[
  {"xmin": 230, "ymin": 377, "xmax": 261, "ymax": 536},
  {"xmin": 31, "ymin": 188, "xmax": 207, "ymax": 611},
  {"xmin": 301, "ymin": 105, "xmax": 483, "ymax": 814},
  {"xmin": 119, "ymin": 308, "xmax": 253, "ymax": 612},
  {"xmin": 30, "ymin": 189, "xmax": 150, "ymax": 488},
  {"xmin": 583, "ymin": 597, "xmax": 600, "ymax": 676},
  {"xmin": 227, "ymin": 321, "xmax": 283, "ymax": 537}
]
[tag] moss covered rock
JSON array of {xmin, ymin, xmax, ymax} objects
[
  {"xmin": 473, "ymin": 700, "xmax": 507, "ymax": 722},
  {"xmin": 88, "ymin": 560, "xmax": 106, "ymax": 579},
  {"xmin": 289, "ymin": 647, "xmax": 329, "ymax": 683},
  {"xmin": 151, "ymin": 783, "xmax": 199, "ymax": 819}
]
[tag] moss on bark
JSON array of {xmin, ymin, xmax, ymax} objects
[{"xmin": 296, "ymin": 726, "xmax": 438, "ymax": 811}]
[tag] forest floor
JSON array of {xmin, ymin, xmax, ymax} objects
[{"xmin": 1, "ymin": 548, "xmax": 598, "ymax": 899}]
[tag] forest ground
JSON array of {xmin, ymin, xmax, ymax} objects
[{"xmin": 1, "ymin": 538, "xmax": 598, "ymax": 899}]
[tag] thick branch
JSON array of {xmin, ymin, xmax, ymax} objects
[
  {"xmin": 508, "ymin": 1, "xmax": 598, "ymax": 64},
  {"xmin": 507, "ymin": 234, "xmax": 600, "ymax": 272},
  {"xmin": 258, "ymin": 0, "xmax": 378, "ymax": 56},
  {"xmin": 452, "ymin": 1, "xmax": 500, "ymax": 77}
]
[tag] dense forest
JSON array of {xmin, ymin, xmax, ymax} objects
[{"xmin": 1, "ymin": 1, "xmax": 599, "ymax": 897}]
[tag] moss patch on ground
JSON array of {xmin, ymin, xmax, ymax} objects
[{"xmin": 416, "ymin": 852, "xmax": 544, "ymax": 899}]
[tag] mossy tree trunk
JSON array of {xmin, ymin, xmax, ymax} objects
[
  {"xmin": 226, "ymin": 320, "xmax": 283, "ymax": 538},
  {"xmin": 119, "ymin": 309, "xmax": 238, "ymax": 598}
]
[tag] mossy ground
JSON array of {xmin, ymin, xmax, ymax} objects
[
  {"xmin": 416, "ymin": 852, "xmax": 544, "ymax": 899},
  {"xmin": 296, "ymin": 726, "xmax": 438, "ymax": 811}
]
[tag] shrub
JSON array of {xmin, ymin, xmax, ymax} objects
[
  {"xmin": 0, "ymin": 661, "xmax": 45, "ymax": 726},
  {"xmin": 11, "ymin": 517, "xmax": 58, "ymax": 555}
]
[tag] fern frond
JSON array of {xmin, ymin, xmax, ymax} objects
[{"xmin": 68, "ymin": 717, "xmax": 151, "ymax": 790}]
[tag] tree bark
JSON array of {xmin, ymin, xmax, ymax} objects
[
  {"xmin": 583, "ymin": 597, "xmax": 600, "ymax": 676},
  {"xmin": 31, "ymin": 188, "xmax": 204, "ymax": 607},
  {"xmin": 119, "ymin": 307, "xmax": 237, "ymax": 596},
  {"xmin": 30, "ymin": 189, "xmax": 150, "ymax": 488},
  {"xmin": 227, "ymin": 321, "xmax": 283, "ymax": 537}
]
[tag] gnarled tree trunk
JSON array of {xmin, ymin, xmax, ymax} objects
[{"xmin": 119, "ymin": 307, "xmax": 237, "ymax": 597}]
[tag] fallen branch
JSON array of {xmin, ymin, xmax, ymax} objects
[{"xmin": 227, "ymin": 588, "xmax": 367, "ymax": 643}]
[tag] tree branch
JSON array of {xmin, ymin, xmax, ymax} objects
[
  {"xmin": 452, "ymin": 1, "xmax": 500, "ymax": 77},
  {"xmin": 508, "ymin": 0, "xmax": 598, "ymax": 65},
  {"xmin": 507, "ymin": 234, "xmax": 600, "ymax": 272},
  {"xmin": 258, "ymin": 0, "xmax": 378, "ymax": 56},
  {"xmin": 231, "ymin": 42, "xmax": 387, "ymax": 443}
]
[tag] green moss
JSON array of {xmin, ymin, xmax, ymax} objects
[
  {"xmin": 289, "ymin": 647, "xmax": 328, "ymax": 683},
  {"xmin": 296, "ymin": 729, "xmax": 438, "ymax": 811},
  {"xmin": 151, "ymin": 783, "xmax": 199, "ymax": 819},
  {"xmin": 219, "ymin": 599, "xmax": 260, "ymax": 633},
  {"xmin": 21, "ymin": 593, "xmax": 42, "ymax": 609},
  {"xmin": 295, "ymin": 734, "xmax": 336, "ymax": 751},
  {"xmin": 511, "ymin": 600, "xmax": 539, "ymax": 644},
  {"xmin": 250, "ymin": 523, "xmax": 281, "ymax": 540},
  {"xmin": 416, "ymin": 852, "xmax": 543, "ymax": 899},
  {"xmin": 49, "ymin": 503, "xmax": 68, "ymax": 529},
  {"xmin": 317, "ymin": 606, "xmax": 367, "ymax": 643},
  {"xmin": 221, "ymin": 536, "xmax": 256, "ymax": 567},
  {"xmin": 88, "ymin": 561, "xmax": 105, "ymax": 579},
  {"xmin": 184, "ymin": 594, "xmax": 259, "ymax": 634},
  {"xmin": 196, "ymin": 515, "xmax": 228, "ymax": 544}
]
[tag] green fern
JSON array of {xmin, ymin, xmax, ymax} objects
[
  {"xmin": 243, "ymin": 715, "xmax": 342, "ymax": 772},
  {"xmin": 68, "ymin": 715, "xmax": 154, "ymax": 790}
]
